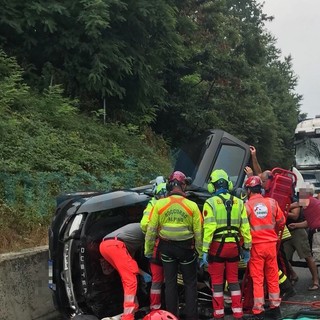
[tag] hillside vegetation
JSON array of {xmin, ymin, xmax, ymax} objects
[
  {"xmin": 0, "ymin": 0, "xmax": 304, "ymax": 252},
  {"xmin": 0, "ymin": 51, "xmax": 172, "ymax": 253}
]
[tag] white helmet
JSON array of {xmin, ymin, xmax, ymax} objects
[{"xmin": 150, "ymin": 176, "xmax": 166, "ymax": 194}]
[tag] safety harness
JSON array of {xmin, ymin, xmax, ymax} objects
[{"xmin": 209, "ymin": 194, "xmax": 241, "ymax": 263}]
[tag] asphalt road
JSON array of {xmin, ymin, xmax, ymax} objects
[
  {"xmin": 275, "ymin": 265, "xmax": 320, "ymax": 319},
  {"xmin": 54, "ymin": 264, "xmax": 320, "ymax": 320},
  {"xmin": 197, "ymin": 264, "xmax": 320, "ymax": 320}
]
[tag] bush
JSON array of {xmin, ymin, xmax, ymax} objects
[{"xmin": 0, "ymin": 50, "xmax": 172, "ymax": 252}]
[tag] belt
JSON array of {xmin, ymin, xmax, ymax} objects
[
  {"xmin": 313, "ymin": 228, "xmax": 320, "ymax": 233},
  {"xmin": 103, "ymin": 236, "xmax": 123, "ymax": 242}
]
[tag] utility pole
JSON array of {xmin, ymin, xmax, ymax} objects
[{"xmin": 103, "ymin": 98, "xmax": 106, "ymax": 125}]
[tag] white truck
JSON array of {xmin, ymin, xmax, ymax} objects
[{"xmin": 294, "ymin": 115, "xmax": 320, "ymax": 195}]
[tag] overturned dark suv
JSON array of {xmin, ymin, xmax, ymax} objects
[{"xmin": 48, "ymin": 129, "xmax": 250, "ymax": 319}]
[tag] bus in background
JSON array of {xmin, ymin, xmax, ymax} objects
[{"xmin": 294, "ymin": 115, "xmax": 320, "ymax": 195}]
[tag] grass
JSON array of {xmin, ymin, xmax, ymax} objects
[{"xmin": 0, "ymin": 201, "xmax": 51, "ymax": 254}]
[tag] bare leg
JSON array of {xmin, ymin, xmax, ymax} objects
[
  {"xmin": 306, "ymin": 256, "xmax": 319, "ymax": 285},
  {"xmin": 287, "ymin": 262, "xmax": 298, "ymax": 281}
]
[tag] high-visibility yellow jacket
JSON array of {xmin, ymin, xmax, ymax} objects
[
  {"xmin": 140, "ymin": 197, "xmax": 156, "ymax": 233},
  {"xmin": 202, "ymin": 193, "xmax": 252, "ymax": 253},
  {"xmin": 144, "ymin": 194, "xmax": 203, "ymax": 257}
]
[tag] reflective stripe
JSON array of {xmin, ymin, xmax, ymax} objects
[
  {"xmin": 158, "ymin": 201, "xmax": 172, "ymax": 215},
  {"xmin": 158, "ymin": 197, "xmax": 193, "ymax": 216},
  {"xmin": 151, "ymin": 304, "xmax": 161, "ymax": 310},
  {"xmin": 151, "ymin": 282, "xmax": 162, "ymax": 290},
  {"xmin": 281, "ymin": 225, "xmax": 291, "ymax": 239},
  {"xmin": 123, "ymin": 306, "xmax": 135, "ymax": 314},
  {"xmin": 204, "ymin": 217, "xmax": 215, "ymax": 223},
  {"xmin": 230, "ymin": 290, "xmax": 241, "ymax": 296},
  {"xmin": 124, "ymin": 294, "xmax": 135, "ymax": 302},
  {"xmin": 215, "ymin": 309, "xmax": 224, "ymax": 315},
  {"xmin": 180, "ymin": 255, "xmax": 197, "ymax": 265},
  {"xmin": 161, "ymin": 226, "xmax": 190, "ymax": 232},
  {"xmin": 251, "ymin": 223, "xmax": 276, "ymax": 231},
  {"xmin": 232, "ymin": 307, "xmax": 243, "ymax": 313},
  {"xmin": 123, "ymin": 294, "xmax": 136, "ymax": 315},
  {"xmin": 162, "ymin": 234, "xmax": 193, "ymax": 241},
  {"xmin": 278, "ymin": 270, "xmax": 287, "ymax": 284},
  {"xmin": 254, "ymin": 297, "xmax": 264, "ymax": 303},
  {"xmin": 253, "ymin": 297, "xmax": 265, "ymax": 312},
  {"xmin": 268, "ymin": 293, "xmax": 281, "ymax": 307},
  {"xmin": 213, "ymin": 291, "xmax": 224, "ymax": 297},
  {"xmin": 208, "ymin": 199, "xmax": 218, "ymax": 216},
  {"xmin": 151, "ymin": 289, "xmax": 161, "ymax": 294},
  {"xmin": 212, "ymin": 218, "xmax": 243, "ymax": 225}
]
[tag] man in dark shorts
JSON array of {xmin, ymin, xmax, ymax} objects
[{"xmin": 286, "ymin": 191, "xmax": 320, "ymax": 291}]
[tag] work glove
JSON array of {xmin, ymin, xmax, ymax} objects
[
  {"xmin": 200, "ymin": 252, "xmax": 208, "ymax": 268},
  {"xmin": 142, "ymin": 272, "xmax": 152, "ymax": 283},
  {"xmin": 241, "ymin": 249, "xmax": 250, "ymax": 263}
]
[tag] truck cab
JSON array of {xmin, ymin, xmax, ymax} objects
[{"xmin": 294, "ymin": 115, "xmax": 320, "ymax": 195}]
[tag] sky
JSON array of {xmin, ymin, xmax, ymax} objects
[{"xmin": 257, "ymin": 0, "xmax": 320, "ymax": 119}]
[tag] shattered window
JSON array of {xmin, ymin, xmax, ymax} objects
[{"xmin": 295, "ymin": 137, "xmax": 320, "ymax": 167}]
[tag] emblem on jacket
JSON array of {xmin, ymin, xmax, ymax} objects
[{"xmin": 253, "ymin": 203, "xmax": 268, "ymax": 219}]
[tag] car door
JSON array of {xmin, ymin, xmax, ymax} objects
[{"xmin": 174, "ymin": 129, "xmax": 251, "ymax": 192}]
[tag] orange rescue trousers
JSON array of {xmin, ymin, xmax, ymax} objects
[
  {"xmin": 248, "ymin": 242, "xmax": 281, "ymax": 315},
  {"xmin": 100, "ymin": 239, "xmax": 139, "ymax": 320}
]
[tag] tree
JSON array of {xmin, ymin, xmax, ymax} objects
[
  {"xmin": 153, "ymin": 0, "xmax": 301, "ymax": 168},
  {"xmin": 0, "ymin": 0, "xmax": 183, "ymax": 126}
]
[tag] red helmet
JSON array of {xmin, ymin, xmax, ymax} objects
[
  {"xmin": 245, "ymin": 176, "xmax": 262, "ymax": 188},
  {"xmin": 143, "ymin": 310, "xmax": 178, "ymax": 320},
  {"xmin": 169, "ymin": 171, "xmax": 187, "ymax": 184}
]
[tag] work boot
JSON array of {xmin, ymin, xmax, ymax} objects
[
  {"xmin": 281, "ymin": 286, "xmax": 296, "ymax": 301},
  {"xmin": 265, "ymin": 307, "xmax": 282, "ymax": 320},
  {"xmin": 243, "ymin": 313, "xmax": 264, "ymax": 320},
  {"xmin": 280, "ymin": 277, "xmax": 296, "ymax": 301}
]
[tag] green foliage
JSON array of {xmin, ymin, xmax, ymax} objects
[
  {"xmin": 0, "ymin": 0, "xmax": 183, "ymax": 126},
  {"xmin": 152, "ymin": 0, "xmax": 300, "ymax": 170},
  {"xmin": 0, "ymin": 49, "xmax": 29, "ymax": 113},
  {"xmin": 0, "ymin": 51, "xmax": 172, "ymax": 231},
  {"xmin": 0, "ymin": 1, "xmax": 302, "ymax": 170},
  {"xmin": 0, "ymin": 0, "xmax": 304, "ymax": 251},
  {"xmin": 0, "ymin": 0, "xmax": 302, "ymax": 180}
]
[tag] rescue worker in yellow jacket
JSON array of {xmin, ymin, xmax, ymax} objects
[
  {"xmin": 145, "ymin": 171, "xmax": 203, "ymax": 320},
  {"xmin": 201, "ymin": 169, "xmax": 252, "ymax": 320},
  {"xmin": 140, "ymin": 177, "xmax": 167, "ymax": 311}
]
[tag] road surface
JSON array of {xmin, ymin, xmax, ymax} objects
[{"xmin": 54, "ymin": 264, "xmax": 320, "ymax": 319}]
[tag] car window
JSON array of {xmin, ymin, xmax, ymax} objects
[{"xmin": 212, "ymin": 144, "xmax": 246, "ymax": 186}]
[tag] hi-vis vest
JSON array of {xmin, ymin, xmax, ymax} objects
[
  {"xmin": 140, "ymin": 197, "xmax": 156, "ymax": 233},
  {"xmin": 202, "ymin": 193, "xmax": 252, "ymax": 253},
  {"xmin": 144, "ymin": 195, "xmax": 203, "ymax": 256}
]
